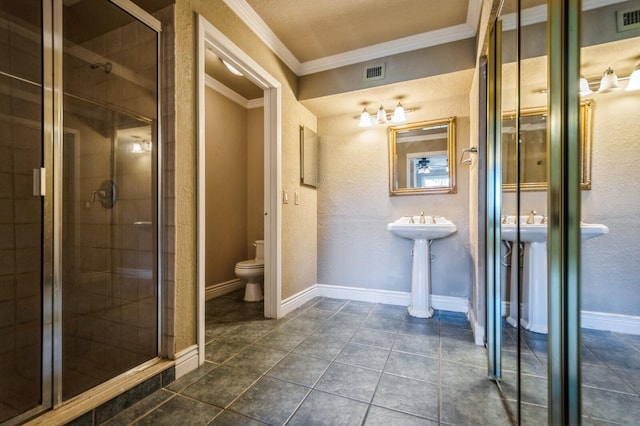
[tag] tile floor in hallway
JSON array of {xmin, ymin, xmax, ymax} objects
[{"xmin": 102, "ymin": 291, "xmax": 514, "ymax": 425}]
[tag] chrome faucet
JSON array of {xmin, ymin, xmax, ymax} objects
[
  {"xmin": 419, "ymin": 212, "xmax": 426, "ymax": 224},
  {"xmin": 526, "ymin": 210, "xmax": 537, "ymax": 224}
]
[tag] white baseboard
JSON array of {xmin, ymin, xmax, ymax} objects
[
  {"xmin": 281, "ymin": 283, "xmax": 469, "ymax": 315},
  {"xmin": 582, "ymin": 310, "xmax": 640, "ymax": 335},
  {"xmin": 281, "ymin": 285, "xmax": 320, "ymax": 316},
  {"xmin": 468, "ymin": 306, "xmax": 485, "ymax": 346},
  {"xmin": 501, "ymin": 301, "xmax": 640, "ymax": 335},
  {"xmin": 205, "ymin": 278, "xmax": 245, "ymax": 300},
  {"xmin": 174, "ymin": 345, "xmax": 199, "ymax": 379}
]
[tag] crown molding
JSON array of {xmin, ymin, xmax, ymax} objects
[
  {"xmin": 500, "ymin": 0, "xmax": 626, "ymax": 31},
  {"xmin": 223, "ymin": 0, "xmax": 301, "ymax": 73},
  {"xmin": 298, "ymin": 23, "xmax": 475, "ymax": 75},
  {"xmin": 466, "ymin": 0, "xmax": 483, "ymax": 32},
  {"xmin": 204, "ymin": 74, "xmax": 264, "ymax": 109},
  {"xmin": 225, "ymin": 0, "xmax": 625, "ymax": 77}
]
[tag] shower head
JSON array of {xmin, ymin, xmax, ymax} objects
[{"xmin": 90, "ymin": 61, "xmax": 112, "ymax": 73}]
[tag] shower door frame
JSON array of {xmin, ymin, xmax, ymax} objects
[
  {"xmin": 485, "ymin": 0, "xmax": 583, "ymax": 423},
  {"xmin": 47, "ymin": 0, "xmax": 164, "ymax": 412}
]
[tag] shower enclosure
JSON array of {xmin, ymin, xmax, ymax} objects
[{"xmin": 0, "ymin": 0, "xmax": 161, "ymax": 423}]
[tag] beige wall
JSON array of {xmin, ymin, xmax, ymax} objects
[
  {"xmin": 173, "ymin": 0, "xmax": 317, "ymax": 352},
  {"xmin": 205, "ymin": 87, "xmax": 248, "ymax": 285},
  {"xmin": 247, "ymin": 107, "xmax": 264, "ymax": 255},
  {"xmin": 204, "ymin": 88, "xmax": 265, "ymax": 285}
]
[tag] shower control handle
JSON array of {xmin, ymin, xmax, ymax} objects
[{"xmin": 90, "ymin": 180, "xmax": 117, "ymax": 209}]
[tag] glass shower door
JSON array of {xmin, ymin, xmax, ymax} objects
[
  {"xmin": 0, "ymin": 1, "xmax": 49, "ymax": 423},
  {"xmin": 60, "ymin": 0, "xmax": 158, "ymax": 400}
]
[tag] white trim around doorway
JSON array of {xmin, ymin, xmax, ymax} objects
[{"xmin": 196, "ymin": 15, "xmax": 282, "ymax": 367}]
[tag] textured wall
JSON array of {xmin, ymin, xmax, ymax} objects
[
  {"xmin": 318, "ymin": 86, "xmax": 472, "ymax": 298},
  {"xmin": 247, "ymin": 107, "xmax": 265, "ymax": 255},
  {"xmin": 205, "ymin": 87, "xmax": 248, "ymax": 285},
  {"xmin": 173, "ymin": 0, "xmax": 317, "ymax": 351},
  {"xmin": 581, "ymin": 92, "xmax": 640, "ymax": 315}
]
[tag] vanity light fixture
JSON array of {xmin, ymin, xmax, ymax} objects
[
  {"xmin": 597, "ymin": 67, "xmax": 621, "ymax": 93},
  {"xmin": 580, "ymin": 64, "xmax": 640, "ymax": 95},
  {"xmin": 359, "ymin": 107, "xmax": 372, "ymax": 127},
  {"xmin": 132, "ymin": 139, "xmax": 152, "ymax": 153},
  {"xmin": 625, "ymin": 63, "xmax": 640, "ymax": 91},
  {"xmin": 357, "ymin": 102, "xmax": 410, "ymax": 127},
  {"xmin": 392, "ymin": 102, "xmax": 407, "ymax": 123},
  {"xmin": 579, "ymin": 76, "xmax": 593, "ymax": 96},
  {"xmin": 376, "ymin": 105, "xmax": 388, "ymax": 124}
]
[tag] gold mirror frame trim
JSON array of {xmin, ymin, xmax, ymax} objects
[
  {"xmin": 501, "ymin": 100, "xmax": 593, "ymax": 191},
  {"xmin": 388, "ymin": 116, "xmax": 457, "ymax": 196}
]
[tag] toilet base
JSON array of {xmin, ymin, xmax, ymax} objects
[{"xmin": 244, "ymin": 282, "xmax": 263, "ymax": 302}]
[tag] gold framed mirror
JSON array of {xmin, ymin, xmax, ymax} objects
[
  {"xmin": 388, "ymin": 117, "xmax": 456, "ymax": 196},
  {"xmin": 502, "ymin": 100, "xmax": 593, "ymax": 191}
]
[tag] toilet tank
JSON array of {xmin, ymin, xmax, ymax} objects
[{"xmin": 255, "ymin": 240, "xmax": 264, "ymax": 259}]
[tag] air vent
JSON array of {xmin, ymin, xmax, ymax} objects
[
  {"xmin": 364, "ymin": 63, "xmax": 385, "ymax": 81},
  {"xmin": 616, "ymin": 7, "xmax": 640, "ymax": 32}
]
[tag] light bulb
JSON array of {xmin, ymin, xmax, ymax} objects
[
  {"xmin": 358, "ymin": 108, "xmax": 372, "ymax": 127},
  {"xmin": 597, "ymin": 68, "xmax": 620, "ymax": 93},
  {"xmin": 625, "ymin": 65, "xmax": 640, "ymax": 91},
  {"xmin": 376, "ymin": 105, "xmax": 387, "ymax": 124},
  {"xmin": 392, "ymin": 102, "xmax": 406, "ymax": 123}
]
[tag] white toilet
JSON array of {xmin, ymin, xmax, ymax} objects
[{"xmin": 234, "ymin": 240, "xmax": 264, "ymax": 302}]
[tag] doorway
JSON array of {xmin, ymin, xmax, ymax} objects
[{"xmin": 196, "ymin": 15, "xmax": 282, "ymax": 365}]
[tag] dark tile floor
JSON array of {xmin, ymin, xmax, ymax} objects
[
  {"xmin": 501, "ymin": 321, "xmax": 640, "ymax": 425},
  {"xmin": 102, "ymin": 291, "xmax": 513, "ymax": 425},
  {"xmin": 100, "ymin": 290, "xmax": 640, "ymax": 425}
]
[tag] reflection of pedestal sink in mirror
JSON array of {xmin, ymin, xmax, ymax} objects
[
  {"xmin": 387, "ymin": 215, "xmax": 457, "ymax": 318},
  {"xmin": 501, "ymin": 214, "xmax": 609, "ymax": 333}
]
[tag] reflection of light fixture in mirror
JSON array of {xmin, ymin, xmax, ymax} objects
[
  {"xmin": 579, "ymin": 76, "xmax": 593, "ymax": 96},
  {"xmin": 376, "ymin": 105, "xmax": 388, "ymax": 124},
  {"xmin": 391, "ymin": 102, "xmax": 406, "ymax": 123},
  {"xmin": 598, "ymin": 67, "xmax": 621, "ymax": 93},
  {"xmin": 625, "ymin": 63, "xmax": 640, "ymax": 91},
  {"xmin": 417, "ymin": 159, "xmax": 431, "ymax": 174},
  {"xmin": 221, "ymin": 59, "xmax": 243, "ymax": 76},
  {"xmin": 132, "ymin": 139, "xmax": 152, "ymax": 153},
  {"xmin": 359, "ymin": 107, "xmax": 372, "ymax": 127}
]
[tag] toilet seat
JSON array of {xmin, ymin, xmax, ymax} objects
[{"xmin": 235, "ymin": 259, "xmax": 264, "ymax": 269}]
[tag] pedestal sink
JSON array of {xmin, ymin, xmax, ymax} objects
[
  {"xmin": 387, "ymin": 215, "xmax": 456, "ymax": 318},
  {"xmin": 501, "ymin": 214, "xmax": 609, "ymax": 333}
]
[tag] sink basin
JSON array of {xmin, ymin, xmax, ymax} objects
[
  {"xmin": 387, "ymin": 215, "xmax": 456, "ymax": 318},
  {"xmin": 387, "ymin": 216, "xmax": 457, "ymax": 241},
  {"xmin": 501, "ymin": 215, "xmax": 609, "ymax": 243},
  {"xmin": 501, "ymin": 214, "xmax": 608, "ymax": 333}
]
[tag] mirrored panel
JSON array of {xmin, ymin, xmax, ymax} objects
[
  {"xmin": 502, "ymin": 101, "xmax": 593, "ymax": 191},
  {"xmin": 388, "ymin": 117, "xmax": 456, "ymax": 195},
  {"xmin": 300, "ymin": 125, "xmax": 319, "ymax": 188}
]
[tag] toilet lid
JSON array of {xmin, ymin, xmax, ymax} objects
[{"xmin": 236, "ymin": 259, "xmax": 264, "ymax": 269}]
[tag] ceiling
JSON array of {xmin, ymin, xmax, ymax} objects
[
  {"xmin": 200, "ymin": 0, "xmax": 636, "ymax": 114},
  {"xmin": 206, "ymin": 0, "xmax": 484, "ymax": 103}
]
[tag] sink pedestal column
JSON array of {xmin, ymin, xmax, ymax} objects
[
  {"xmin": 408, "ymin": 238, "xmax": 434, "ymax": 318},
  {"xmin": 508, "ymin": 241, "xmax": 548, "ymax": 334}
]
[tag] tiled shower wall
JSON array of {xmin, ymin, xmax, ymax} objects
[
  {"xmin": 60, "ymin": 7, "xmax": 160, "ymax": 399},
  {"xmin": 0, "ymin": 11, "xmax": 44, "ymax": 421}
]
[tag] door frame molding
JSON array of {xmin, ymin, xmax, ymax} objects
[{"xmin": 195, "ymin": 15, "xmax": 282, "ymax": 365}]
